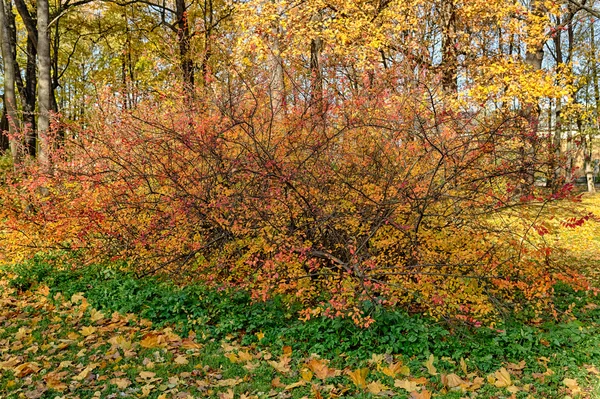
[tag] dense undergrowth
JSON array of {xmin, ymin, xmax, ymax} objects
[{"xmin": 6, "ymin": 253, "xmax": 600, "ymax": 374}]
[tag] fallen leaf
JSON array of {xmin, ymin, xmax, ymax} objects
[
  {"xmin": 424, "ymin": 354, "xmax": 437, "ymax": 375},
  {"xmin": 460, "ymin": 358, "xmax": 468, "ymax": 375},
  {"xmin": 285, "ymin": 380, "xmax": 306, "ymax": 390},
  {"xmin": 366, "ymin": 381, "xmax": 389, "ymax": 395},
  {"xmin": 443, "ymin": 373, "xmax": 465, "ymax": 389},
  {"xmin": 410, "ymin": 389, "xmax": 431, "ymax": 399},
  {"xmin": 89, "ymin": 309, "xmax": 104, "ymax": 322},
  {"xmin": 139, "ymin": 371, "xmax": 157, "ymax": 380},
  {"xmin": 493, "ymin": 367, "xmax": 511, "ymax": 388},
  {"xmin": 174, "ymin": 355, "xmax": 189, "ymax": 365},
  {"xmin": 271, "ymin": 377, "xmax": 285, "ymax": 388},
  {"xmin": 347, "ymin": 368, "xmax": 369, "ymax": 388},
  {"xmin": 238, "ymin": 351, "xmax": 253, "ymax": 362},
  {"xmin": 382, "ymin": 362, "xmax": 409, "ymax": 378},
  {"xmin": 564, "ymin": 378, "xmax": 581, "ymax": 394},
  {"xmin": 80, "ymin": 326, "xmax": 97, "ymax": 337},
  {"xmin": 394, "ymin": 379, "xmax": 419, "ymax": 392},
  {"xmin": 219, "ymin": 389, "xmax": 235, "ymax": 399},
  {"xmin": 140, "ymin": 334, "xmax": 165, "ymax": 349},
  {"xmin": 73, "ymin": 364, "xmax": 96, "ymax": 381},
  {"xmin": 111, "ymin": 378, "xmax": 131, "ymax": 389},
  {"xmin": 506, "ymin": 360, "xmax": 526, "ymax": 371},
  {"xmin": 216, "ymin": 378, "xmax": 243, "ymax": 387},
  {"xmin": 307, "ymin": 358, "xmax": 339, "ymax": 380},
  {"xmin": 300, "ymin": 368, "xmax": 313, "ymax": 382},
  {"xmin": 268, "ymin": 356, "xmax": 291, "ymax": 374}
]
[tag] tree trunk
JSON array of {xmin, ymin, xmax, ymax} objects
[
  {"xmin": 176, "ymin": 0, "xmax": 194, "ymax": 95},
  {"xmin": 440, "ymin": 1, "xmax": 458, "ymax": 93},
  {"xmin": 309, "ymin": 11, "xmax": 323, "ymax": 112},
  {"xmin": 37, "ymin": 0, "xmax": 51, "ymax": 169},
  {"xmin": 0, "ymin": 0, "xmax": 20, "ymax": 166}
]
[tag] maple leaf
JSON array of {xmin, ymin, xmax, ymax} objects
[
  {"xmin": 410, "ymin": 389, "xmax": 432, "ymax": 399},
  {"xmin": 459, "ymin": 358, "xmax": 468, "ymax": 375},
  {"xmin": 442, "ymin": 373, "xmax": 466, "ymax": 390},
  {"xmin": 394, "ymin": 379, "xmax": 424, "ymax": 392},
  {"xmin": 300, "ymin": 368, "xmax": 313, "ymax": 382},
  {"xmin": 140, "ymin": 334, "xmax": 166, "ymax": 349},
  {"xmin": 89, "ymin": 308, "xmax": 105, "ymax": 323},
  {"xmin": 80, "ymin": 326, "xmax": 97, "ymax": 337},
  {"xmin": 111, "ymin": 377, "xmax": 131, "ymax": 389},
  {"xmin": 219, "ymin": 389, "xmax": 235, "ymax": 399},
  {"xmin": 423, "ymin": 354, "xmax": 437, "ymax": 375},
  {"xmin": 73, "ymin": 364, "xmax": 97, "ymax": 381},
  {"xmin": 174, "ymin": 355, "xmax": 189, "ymax": 365},
  {"xmin": 285, "ymin": 380, "xmax": 307, "ymax": 390},
  {"xmin": 14, "ymin": 362, "xmax": 41, "ymax": 378},
  {"xmin": 493, "ymin": 367, "xmax": 512, "ymax": 388},
  {"xmin": 216, "ymin": 377, "xmax": 243, "ymax": 387},
  {"xmin": 268, "ymin": 356, "xmax": 291, "ymax": 374},
  {"xmin": 382, "ymin": 362, "xmax": 409, "ymax": 378},
  {"xmin": 366, "ymin": 381, "xmax": 389, "ymax": 395},
  {"xmin": 307, "ymin": 358, "xmax": 339, "ymax": 380},
  {"xmin": 563, "ymin": 378, "xmax": 581, "ymax": 394},
  {"xmin": 347, "ymin": 367, "xmax": 369, "ymax": 388}
]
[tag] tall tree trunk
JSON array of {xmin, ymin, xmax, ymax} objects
[
  {"xmin": 309, "ymin": 11, "xmax": 323, "ymax": 112},
  {"xmin": 37, "ymin": 0, "xmax": 51, "ymax": 169},
  {"xmin": 440, "ymin": 1, "xmax": 458, "ymax": 93},
  {"xmin": 0, "ymin": 0, "xmax": 20, "ymax": 166},
  {"xmin": 23, "ymin": 37, "xmax": 37, "ymax": 156},
  {"xmin": 176, "ymin": 0, "xmax": 194, "ymax": 95},
  {"xmin": 520, "ymin": 0, "xmax": 545, "ymax": 193},
  {"xmin": 588, "ymin": 19, "xmax": 599, "ymax": 193},
  {"xmin": 269, "ymin": 31, "xmax": 286, "ymax": 119}
]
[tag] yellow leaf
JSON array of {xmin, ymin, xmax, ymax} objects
[
  {"xmin": 255, "ymin": 331, "xmax": 265, "ymax": 341},
  {"xmin": 506, "ymin": 360, "xmax": 526, "ymax": 371},
  {"xmin": 394, "ymin": 379, "xmax": 419, "ymax": 392},
  {"xmin": 282, "ymin": 346, "xmax": 293, "ymax": 356},
  {"xmin": 443, "ymin": 373, "xmax": 465, "ymax": 389},
  {"xmin": 284, "ymin": 380, "xmax": 306, "ymax": 390},
  {"xmin": 268, "ymin": 356, "xmax": 291, "ymax": 374},
  {"xmin": 410, "ymin": 389, "xmax": 432, "ymax": 399},
  {"xmin": 80, "ymin": 326, "xmax": 97, "ymax": 337},
  {"xmin": 111, "ymin": 378, "xmax": 131, "ymax": 389},
  {"xmin": 382, "ymin": 362, "xmax": 409, "ymax": 378},
  {"xmin": 300, "ymin": 368, "xmax": 313, "ymax": 381},
  {"xmin": 424, "ymin": 354, "xmax": 437, "ymax": 375},
  {"xmin": 174, "ymin": 355, "xmax": 188, "ymax": 365},
  {"xmin": 493, "ymin": 367, "xmax": 512, "ymax": 388},
  {"xmin": 366, "ymin": 381, "xmax": 389, "ymax": 395},
  {"xmin": 216, "ymin": 378, "xmax": 242, "ymax": 387},
  {"xmin": 307, "ymin": 358, "xmax": 339, "ymax": 380},
  {"xmin": 139, "ymin": 371, "xmax": 157, "ymax": 380},
  {"xmin": 140, "ymin": 335, "xmax": 165, "ymax": 349},
  {"xmin": 71, "ymin": 293, "xmax": 85, "ymax": 303},
  {"xmin": 14, "ymin": 362, "xmax": 41, "ymax": 378},
  {"xmin": 563, "ymin": 378, "xmax": 581, "ymax": 394},
  {"xmin": 368, "ymin": 354, "xmax": 385, "ymax": 365},
  {"xmin": 90, "ymin": 309, "xmax": 104, "ymax": 322},
  {"xmin": 347, "ymin": 368, "xmax": 369, "ymax": 389},
  {"xmin": 460, "ymin": 358, "xmax": 468, "ymax": 375},
  {"xmin": 73, "ymin": 364, "xmax": 96, "ymax": 381},
  {"xmin": 219, "ymin": 389, "xmax": 235, "ymax": 399},
  {"xmin": 507, "ymin": 385, "xmax": 520, "ymax": 393},
  {"xmin": 225, "ymin": 353, "xmax": 240, "ymax": 363},
  {"xmin": 238, "ymin": 351, "xmax": 253, "ymax": 362}
]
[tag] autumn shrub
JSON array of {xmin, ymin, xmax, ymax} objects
[{"xmin": 0, "ymin": 79, "xmax": 591, "ymax": 326}]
